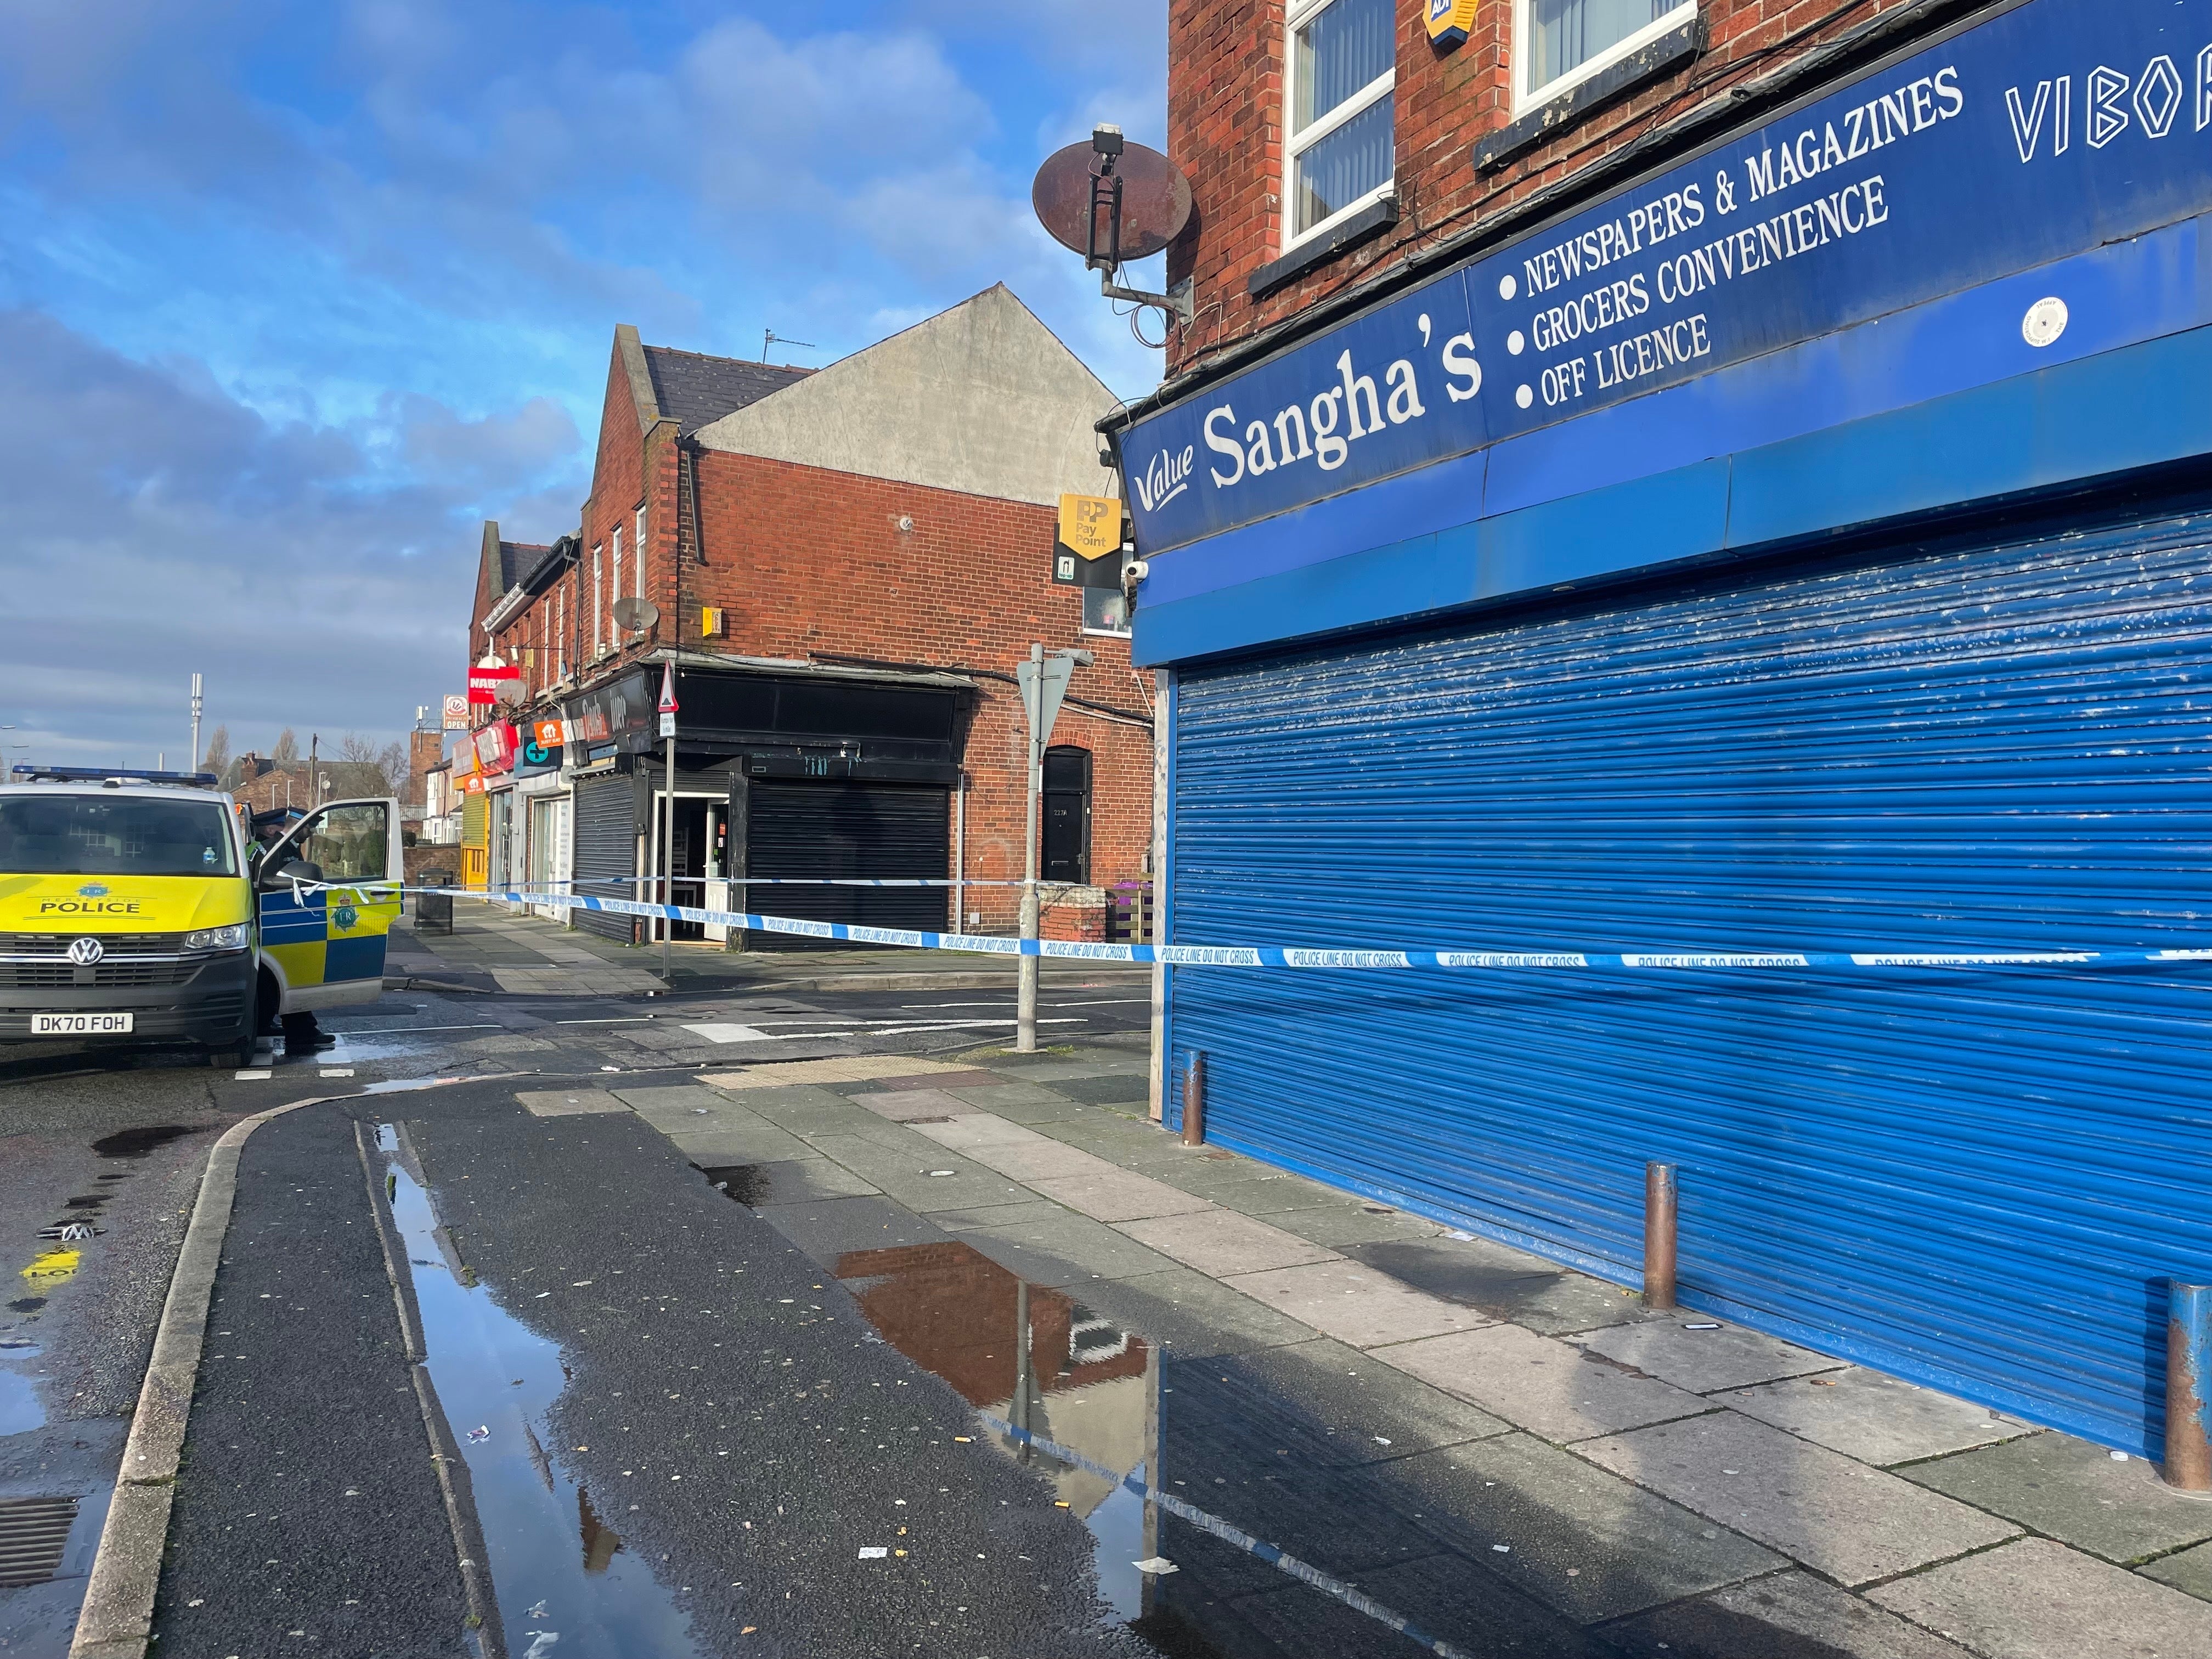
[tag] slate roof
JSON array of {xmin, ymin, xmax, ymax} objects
[
  {"xmin": 642, "ymin": 346, "xmax": 811, "ymax": 435},
  {"xmin": 498, "ymin": 540, "xmax": 550, "ymax": 590}
]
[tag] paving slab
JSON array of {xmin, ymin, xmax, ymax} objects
[
  {"xmin": 1224, "ymin": 1260, "xmax": 1493, "ymax": 1350},
  {"xmin": 1600, "ymin": 1569, "xmax": 1976, "ymax": 1658},
  {"xmin": 1378, "ymin": 1324, "xmax": 1706, "ymax": 1443},
  {"xmin": 943, "ymin": 1207, "xmax": 1184, "ymax": 1287},
  {"xmin": 1026, "ymin": 1167, "xmax": 1215, "ymax": 1223},
  {"xmin": 843, "ymin": 1087, "xmax": 981, "ymax": 1123},
  {"xmin": 943, "ymin": 1082, "xmax": 1079, "ymax": 1113},
  {"xmin": 800, "ymin": 1134, "xmax": 1032, "ymax": 1214},
  {"xmin": 907, "ymin": 1115, "xmax": 1047, "ymax": 1152},
  {"xmin": 1714, "ymin": 1368, "xmax": 2035, "ymax": 1467},
  {"xmin": 927, "ymin": 1198, "xmax": 1069, "ymax": 1232},
  {"xmin": 610, "ymin": 1084, "xmax": 741, "ymax": 1111},
  {"xmin": 1074, "ymin": 1268, "xmax": 1319, "ymax": 1359},
  {"xmin": 970, "ymin": 1059, "xmax": 1144, "ymax": 1083},
  {"xmin": 2137, "ymin": 1538, "xmax": 2212, "ymax": 1602},
  {"xmin": 1575, "ymin": 1320, "xmax": 1843, "ymax": 1395},
  {"xmin": 1578, "ymin": 1410, "xmax": 2019, "ymax": 1585},
  {"xmin": 1116, "ymin": 1209, "xmax": 1342, "ymax": 1277},
  {"xmin": 1199, "ymin": 1338, "xmax": 1513, "ymax": 1462},
  {"xmin": 515, "ymin": 1088, "xmax": 628, "ymax": 1116},
  {"xmin": 691, "ymin": 1156, "xmax": 881, "ymax": 1203},
  {"xmin": 1045, "ymin": 1073, "xmax": 1153, "ymax": 1105},
  {"xmin": 1265, "ymin": 1204, "xmax": 1449, "ymax": 1248},
  {"xmin": 1380, "ymin": 1432, "xmax": 1785, "ymax": 1624},
  {"xmin": 963, "ymin": 1138, "xmax": 1122, "ymax": 1183},
  {"xmin": 661, "ymin": 1116, "xmax": 820, "ymax": 1166},
  {"xmin": 752, "ymin": 1194, "xmax": 955, "ymax": 1265},
  {"xmin": 1866, "ymin": 1536, "xmax": 2212, "ymax": 1658},
  {"xmin": 701, "ymin": 1055, "xmax": 969, "ymax": 1088},
  {"xmin": 1344, "ymin": 1236, "xmax": 1651, "ymax": 1335},
  {"xmin": 1900, "ymin": 1431, "xmax": 2212, "ymax": 1564}
]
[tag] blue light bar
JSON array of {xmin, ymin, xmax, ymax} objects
[{"xmin": 11, "ymin": 765, "xmax": 221, "ymax": 786}]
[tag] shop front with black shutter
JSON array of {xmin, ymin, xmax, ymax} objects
[
  {"xmin": 566, "ymin": 658, "xmax": 969, "ymax": 951},
  {"xmin": 1114, "ymin": 0, "xmax": 2212, "ymax": 1460}
]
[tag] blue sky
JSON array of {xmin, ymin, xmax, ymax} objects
[{"xmin": 0, "ymin": 0, "xmax": 1167, "ymax": 768}]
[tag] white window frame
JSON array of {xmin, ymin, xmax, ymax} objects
[
  {"xmin": 1080, "ymin": 588, "xmax": 1133, "ymax": 640},
  {"xmin": 591, "ymin": 545, "xmax": 605, "ymax": 654},
  {"xmin": 1513, "ymin": 0, "xmax": 1697, "ymax": 117},
  {"xmin": 610, "ymin": 527, "xmax": 623, "ymax": 633},
  {"xmin": 634, "ymin": 506, "xmax": 647, "ymax": 594},
  {"xmin": 1282, "ymin": 0, "xmax": 1397, "ymax": 257}
]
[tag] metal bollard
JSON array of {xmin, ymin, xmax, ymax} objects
[
  {"xmin": 1644, "ymin": 1163, "xmax": 1678, "ymax": 1310},
  {"xmin": 2167, "ymin": 1282, "xmax": 2212, "ymax": 1493},
  {"xmin": 1180, "ymin": 1051, "xmax": 1207, "ymax": 1147}
]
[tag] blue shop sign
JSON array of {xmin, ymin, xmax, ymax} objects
[{"xmin": 1125, "ymin": 0, "xmax": 2212, "ymax": 555}]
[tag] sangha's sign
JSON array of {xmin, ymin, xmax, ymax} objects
[{"xmin": 1126, "ymin": 0, "xmax": 2212, "ymax": 552}]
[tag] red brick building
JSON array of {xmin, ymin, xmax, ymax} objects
[
  {"xmin": 1162, "ymin": 0, "xmax": 1954, "ymax": 379},
  {"xmin": 466, "ymin": 286, "xmax": 1150, "ymax": 947}
]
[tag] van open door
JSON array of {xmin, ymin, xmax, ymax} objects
[{"xmin": 256, "ymin": 797, "xmax": 404, "ymax": 1013}]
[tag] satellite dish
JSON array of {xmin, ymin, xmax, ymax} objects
[
  {"xmin": 1033, "ymin": 133, "xmax": 1192, "ymax": 269},
  {"xmin": 612, "ymin": 597, "xmax": 659, "ymax": 634}
]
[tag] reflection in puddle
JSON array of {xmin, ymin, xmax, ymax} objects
[
  {"xmin": 375, "ymin": 1122, "xmax": 703, "ymax": 1659},
  {"xmin": 834, "ymin": 1242, "xmax": 1162, "ymax": 1630},
  {"xmin": 0, "ymin": 1362, "xmax": 44, "ymax": 1436}
]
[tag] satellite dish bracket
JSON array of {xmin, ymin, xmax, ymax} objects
[{"xmin": 1035, "ymin": 126, "xmax": 1195, "ymax": 329}]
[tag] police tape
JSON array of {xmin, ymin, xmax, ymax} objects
[
  {"xmin": 970, "ymin": 1409, "xmax": 1478, "ymax": 1659},
  {"xmin": 416, "ymin": 885, "xmax": 2212, "ymax": 972}
]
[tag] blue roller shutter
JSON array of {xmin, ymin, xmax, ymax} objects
[{"xmin": 1168, "ymin": 506, "xmax": 2212, "ymax": 1457}]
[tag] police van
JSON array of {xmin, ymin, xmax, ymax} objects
[{"xmin": 0, "ymin": 766, "xmax": 403, "ymax": 1064}]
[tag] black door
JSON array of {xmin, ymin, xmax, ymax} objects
[
  {"xmin": 745, "ymin": 781, "xmax": 949, "ymax": 951},
  {"xmin": 1042, "ymin": 747, "xmax": 1091, "ymax": 885}
]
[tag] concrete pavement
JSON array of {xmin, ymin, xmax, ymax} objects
[{"xmin": 13, "ymin": 953, "xmax": 2209, "ymax": 1658}]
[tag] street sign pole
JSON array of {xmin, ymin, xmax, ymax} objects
[
  {"xmin": 659, "ymin": 664, "xmax": 679, "ymax": 986},
  {"xmin": 1013, "ymin": 645, "xmax": 1079, "ymax": 1053},
  {"xmin": 1019, "ymin": 645, "xmax": 1043, "ymax": 1052}
]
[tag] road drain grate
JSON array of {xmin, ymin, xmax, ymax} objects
[{"xmin": 0, "ymin": 1496, "xmax": 80, "ymax": 1587}]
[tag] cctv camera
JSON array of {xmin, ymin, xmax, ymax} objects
[{"xmin": 1122, "ymin": 559, "xmax": 1150, "ymax": 584}]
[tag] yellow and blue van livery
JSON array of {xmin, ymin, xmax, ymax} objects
[
  {"xmin": 0, "ymin": 770, "xmax": 258, "ymax": 1056},
  {"xmin": 254, "ymin": 796, "xmax": 404, "ymax": 1019}
]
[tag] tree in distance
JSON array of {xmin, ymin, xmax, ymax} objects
[
  {"xmin": 200, "ymin": 724, "xmax": 231, "ymax": 778},
  {"xmin": 272, "ymin": 729, "xmax": 300, "ymax": 762}
]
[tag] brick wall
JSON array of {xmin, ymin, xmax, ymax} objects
[
  {"xmin": 471, "ymin": 358, "xmax": 1155, "ymax": 936},
  {"xmin": 687, "ymin": 451, "xmax": 1154, "ymax": 933},
  {"xmin": 1166, "ymin": 0, "xmax": 1948, "ymax": 377}
]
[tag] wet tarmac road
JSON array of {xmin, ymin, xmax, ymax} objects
[{"xmin": 3, "ymin": 973, "xmax": 1661, "ymax": 1659}]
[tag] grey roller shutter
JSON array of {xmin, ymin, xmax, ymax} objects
[
  {"xmin": 572, "ymin": 774, "xmax": 638, "ymax": 944},
  {"xmin": 745, "ymin": 781, "xmax": 949, "ymax": 952},
  {"xmin": 1167, "ymin": 507, "xmax": 2212, "ymax": 1457}
]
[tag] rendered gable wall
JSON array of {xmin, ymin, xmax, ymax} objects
[{"xmin": 691, "ymin": 285, "xmax": 1117, "ymax": 507}]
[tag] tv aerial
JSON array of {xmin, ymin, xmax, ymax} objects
[{"xmin": 1032, "ymin": 126, "xmax": 1194, "ymax": 328}]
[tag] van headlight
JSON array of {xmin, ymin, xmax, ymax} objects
[{"xmin": 184, "ymin": 924, "xmax": 251, "ymax": 952}]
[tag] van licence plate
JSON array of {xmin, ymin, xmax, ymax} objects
[{"xmin": 32, "ymin": 1013, "xmax": 135, "ymax": 1035}]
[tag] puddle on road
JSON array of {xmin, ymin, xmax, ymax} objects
[
  {"xmin": 374, "ymin": 1123, "xmax": 704, "ymax": 1659},
  {"xmin": 832, "ymin": 1240, "xmax": 1166, "ymax": 1634},
  {"xmin": 89, "ymin": 1125, "xmax": 193, "ymax": 1160},
  {"xmin": 0, "ymin": 1359, "xmax": 44, "ymax": 1436}
]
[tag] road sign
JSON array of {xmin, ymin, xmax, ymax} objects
[
  {"xmin": 659, "ymin": 712, "xmax": 677, "ymax": 737},
  {"xmin": 1016, "ymin": 655, "xmax": 1074, "ymax": 754},
  {"xmin": 658, "ymin": 664, "xmax": 679, "ymax": 715}
]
